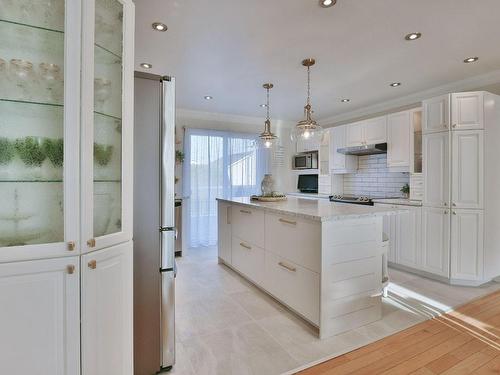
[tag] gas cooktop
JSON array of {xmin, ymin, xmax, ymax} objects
[{"xmin": 329, "ymin": 194, "xmax": 385, "ymax": 206}]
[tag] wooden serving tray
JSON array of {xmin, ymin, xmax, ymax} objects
[{"xmin": 250, "ymin": 195, "xmax": 287, "ymax": 202}]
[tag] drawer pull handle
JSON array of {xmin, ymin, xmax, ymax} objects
[
  {"xmin": 67, "ymin": 241, "xmax": 76, "ymax": 251},
  {"xmin": 239, "ymin": 242, "xmax": 252, "ymax": 250},
  {"xmin": 88, "ymin": 260, "xmax": 97, "ymax": 269},
  {"xmin": 240, "ymin": 209, "xmax": 252, "ymax": 214},
  {"xmin": 279, "ymin": 218, "xmax": 297, "ymax": 225},
  {"xmin": 66, "ymin": 265, "xmax": 76, "ymax": 274},
  {"xmin": 278, "ymin": 261, "xmax": 296, "ymax": 272}
]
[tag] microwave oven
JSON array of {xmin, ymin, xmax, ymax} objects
[{"xmin": 293, "ymin": 151, "xmax": 318, "ymax": 170}]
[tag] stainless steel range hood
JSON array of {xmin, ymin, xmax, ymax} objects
[{"xmin": 337, "ymin": 143, "xmax": 387, "ymax": 156}]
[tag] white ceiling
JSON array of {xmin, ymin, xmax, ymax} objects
[{"xmin": 134, "ymin": 0, "xmax": 500, "ymax": 122}]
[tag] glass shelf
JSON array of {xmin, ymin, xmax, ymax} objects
[
  {"xmin": 0, "ymin": 19, "xmax": 64, "ymax": 35},
  {"xmin": 95, "ymin": 43, "xmax": 122, "ymax": 62},
  {"xmin": 95, "ymin": 111, "xmax": 122, "ymax": 121},
  {"xmin": 0, "ymin": 98, "xmax": 63, "ymax": 108},
  {"xmin": 0, "ymin": 180, "xmax": 121, "ymax": 183}
]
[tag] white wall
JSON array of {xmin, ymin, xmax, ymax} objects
[{"xmin": 174, "ymin": 109, "xmax": 295, "ymax": 196}]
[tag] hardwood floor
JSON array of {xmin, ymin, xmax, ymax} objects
[{"xmin": 298, "ymin": 290, "xmax": 500, "ymax": 375}]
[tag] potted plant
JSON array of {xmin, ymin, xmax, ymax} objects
[
  {"xmin": 42, "ymin": 138, "xmax": 64, "ymax": 167},
  {"xmin": 175, "ymin": 150, "xmax": 185, "ymax": 164},
  {"xmin": 14, "ymin": 137, "xmax": 46, "ymax": 167},
  {"xmin": 0, "ymin": 138, "xmax": 15, "ymax": 165},
  {"xmin": 94, "ymin": 143, "xmax": 113, "ymax": 166},
  {"xmin": 400, "ymin": 183, "xmax": 410, "ymax": 199}
]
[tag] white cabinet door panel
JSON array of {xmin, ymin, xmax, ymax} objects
[
  {"xmin": 422, "ymin": 207, "xmax": 450, "ymax": 277},
  {"xmin": 364, "ymin": 116, "xmax": 387, "ymax": 144},
  {"xmin": 346, "ymin": 121, "xmax": 365, "ymax": 147},
  {"xmin": 330, "ymin": 126, "xmax": 357, "ymax": 173},
  {"xmin": 0, "ymin": 257, "xmax": 80, "ymax": 375},
  {"xmin": 397, "ymin": 206, "xmax": 422, "ymax": 269},
  {"xmin": 451, "ymin": 209, "xmax": 484, "ymax": 282},
  {"xmin": 423, "ymin": 94, "xmax": 450, "ymax": 133},
  {"xmin": 82, "ymin": 243, "xmax": 133, "ymax": 375},
  {"xmin": 217, "ymin": 202, "xmax": 232, "ymax": 264},
  {"xmin": 387, "ymin": 111, "xmax": 411, "ymax": 169},
  {"xmin": 451, "ymin": 92, "xmax": 484, "ymax": 130},
  {"xmin": 231, "ymin": 206, "xmax": 265, "ymax": 248},
  {"xmin": 231, "ymin": 236, "xmax": 265, "ymax": 285},
  {"xmin": 451, "ymin": 131, "xmax": 484, "ymax": 209},
  {"xmin": 423, "ymin": 132, "xmax": 450, "ymax": 208}
]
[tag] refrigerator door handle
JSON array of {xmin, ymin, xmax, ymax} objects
[
  {"xmin": 161, "ymin": 230, "xmax": 176, "ymax": 271},
  {"xmin": 161, "ymin": 271, "xmax": 175, "ymax": 369}
]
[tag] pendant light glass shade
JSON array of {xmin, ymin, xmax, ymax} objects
[
  {"xmin": 259, "ymin": 83, "xmax": 278, "ymax": 149},
  {"xmin": 291, "ymin": 58, "xmax": 323, "ymax": 143}
]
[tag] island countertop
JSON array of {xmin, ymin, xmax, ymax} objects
[{"xmin": 216, "ymin": 196, "xmax": 398, "ymax": 222}]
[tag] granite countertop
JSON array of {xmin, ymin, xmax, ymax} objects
[
  {"xmin": 372, "ymin": 198, "xmax": 422, "ymax": 207},
  {"xmin": 217, "ymin": 196, "xmax": 398, "ymax": 222},
  {"xmin": 286, "ymin": 192, "xmax": 331, "ymax": 200}
]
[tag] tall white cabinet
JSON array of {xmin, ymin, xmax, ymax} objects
[
  {"xmin": 422, "ymin": 91, "xmax": 500, "ymax": 285},
  {"xmin": 0, "ymin": 1, "xmax": 135, "ymax": 374}
]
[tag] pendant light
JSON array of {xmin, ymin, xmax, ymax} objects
[
  {"xmin": 259, "ymin": 83, "xmax": 278, "ymax": 149},
  {"xmin": 291, "ymin": 58, "xmax": 323, "ymax": 142}
]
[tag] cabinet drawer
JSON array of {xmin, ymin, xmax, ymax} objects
[
  {"xmin": 232, "ymin": 206, "xmax": 265, "ymax": 248},
  {"xmin": 265, "ymin": 252, "xmax": 320, "ymax": 324},
  {"xmin": 265, "ymin": 213, "xmax": 321, "ymax": 272},
  {"xmin": 231, "ymin": 236, "xmax": 265, "ymax": 285}
]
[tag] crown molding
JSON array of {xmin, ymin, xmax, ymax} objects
[
  {"xmin": 319, "ymin": 69, "xmax": 500, "ymax": 126},
  {"xmin": 177, "ymin": 108, "xmax": 295, "ymax": 128}
]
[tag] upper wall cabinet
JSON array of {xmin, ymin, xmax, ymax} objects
[
  {"xmin": 387, "ymin": 111, "xmax": 411, "ymax": 171},
  {"xmin": 0, "ymin": 0, "xmax": 81, "ymax": 262},
  {"xmin": 451, "ymin": 92, "xmax": 484, "ymax": 130},
  {"xmin": 330, "ymin": 126, "xmax": 357, "ymax": 174},
  {"xmin": 423, "ymin": 94, "xmax": 450, "ymax": 134},
  {"xmin": 81, "ymin": 0, "xmax": 134, "ymax": 254},
  {"xmin": 346, "ymin": 117, "xmax": 387, "ymax": 147}
]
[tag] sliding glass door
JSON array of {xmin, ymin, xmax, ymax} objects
[{"xmin": 184, "ymin": 129, "xmax": 268, "ymax": 247}]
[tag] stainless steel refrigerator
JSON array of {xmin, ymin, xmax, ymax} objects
[{"xmin": 133, "ymin": 71, "xmax": 176, "ymax": 374}]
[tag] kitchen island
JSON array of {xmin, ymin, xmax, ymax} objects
[{"xmin": 217, "ymin": 197, "xmax": 397, "ymax": 338}]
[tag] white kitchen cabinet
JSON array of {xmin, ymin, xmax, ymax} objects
[
  {"xmin": 364, "ymin": 116, "xmax": 388, "ymax": 144},
  {"xmin": 396, "ymin": 206, "xmax": 422, "ymax": 270},
  {"xmin": 387, "ymin": 111, "xmax": 411, "ymax": 171},
  {"xmin": 81, "ymin": 242, "xmax": 133, "ymax": 375},
  {"xmin": 217, "ymin": 201, "xmax": 232, "ymax": 264},
  {"xmin": 451, "ymin": 209, "xmax": 484, "ymax": 282},
  {"xmin": 231, "ymin": 236, "xmax": 266, "ymax": 285},
  {"xmin": 296, "ymin": 137, "xmax": 320, "ymax": 153},
  {"xmin": 422, "ymin": 207, "xmax": 450, "ymax": 277},
  {"xmin": 330, "ymin": 125, "xmax": 358, "ymax": 174},
  {"xmin": 383, "ymin": 210, "xmax": 398, "ymax": 263},
  {"xmin": 423, "ymin": 132, "xmax": 450, "ymax": 208},
  {"xmin": 346, "ymin": 121, "xmax": 365, "ymax": 147},
  {"xmin": 451, "ymin": 92, "xmax": 484, "ymax": 130},
  {"xmin": 0, "ymin": 1, "xmax": 135, "ymax": 373},
  {"xmin": 231, "ymin": 205, "xmax": 265, "ymax": 248},
  {"xmin": 81, "ymin": 0, "xmax": 135, "ymax": 253},
  {"xmin": 0, "ymin": 257, "xmax": 80, "ymax": 375},
  {"xmin": 346, "ymin": 117, "xmax": 386, "ymax": 147},
  {"xmin": 423, "ymin": 94, "xmax": 450, "ymax": 133},
  {"xmin": 451, "ymin": 131, "xmax": 484, "ymax": 209}
]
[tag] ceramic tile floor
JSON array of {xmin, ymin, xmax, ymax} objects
[{"xmin": 170, "ymin": 246, "xmax": 500, "ymax": 375}]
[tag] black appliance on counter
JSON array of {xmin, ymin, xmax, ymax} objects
[
  {"xmin": 329, "ymin": 194, "xmax": 384, "ymax": 206},
  {"xmin": 297, "ymin": 174, "xmax": 318, "ymax": 193}
]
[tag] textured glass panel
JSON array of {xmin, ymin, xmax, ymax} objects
[
  {"xmin": 0, "ymin": 2, "xmax": 65, "ymax": 247},
  {"xmin": 93, "ymin": 0, "xmax": 123, "ymax": 237}
]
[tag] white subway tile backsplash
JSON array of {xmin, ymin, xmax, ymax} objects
[{"xmin": 343, "ymin": 154, "xmax": 409, "ymax": 198}]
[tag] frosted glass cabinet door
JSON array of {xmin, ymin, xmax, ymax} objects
[
  {"xmin": 0, "ymin": 0, "xmax": 81, "ymax": 262},
  {"xmin": 81, "ymin": 0, "xmax": 134, "ymax": 253}
]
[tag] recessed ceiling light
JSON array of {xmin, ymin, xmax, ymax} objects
[
  {"xmin": 341, "ymin": 98, "xmax": 350, "ymax": 103},
  {"xmin": 390, "ymin": 82, "xmax": 402, "ymax": 87},
  {"xmin": 204, "ymin": 96, "xmax": 213, "ymax": 100},
  {"xmin": 319, "ymin": 0, "xmax": 337, "ymax": 8},
  {"xmin": 260, "ymin": 104, "xmax": 268, "ymax": 108},
  {"xmin": 140, "ymin": 63, "xmax": 152, "ymax": 69},
  {"xmin": 152, "ymin": 22, "xmax": 168, "ymax": 32},
  {"xmin": 464, "ymin": 57, "xmax": 479, "ymax": 63},
  {"xmin": 405, "ymin": 32, "xmax": 421, "ymax": 41}
]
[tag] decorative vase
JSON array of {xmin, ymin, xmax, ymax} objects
[{"xmin": 261, "ymin": 174, "xmax": 275, "ymax": 196}]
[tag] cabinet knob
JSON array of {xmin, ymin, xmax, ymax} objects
[
  {"xmin": 452, "ymin": 203, "xmax": 456, "ymax": 207},
  {"xmin": 452, "ymin": 124, "xmax": 457, "ymax": 128},
  {"xmin": 67, "ymin": 241, "xmax": 76, "ymax": 251},
  {"xmin": 67, "ymin": 265, "xmax": 76, "ymax": 274},
  {"xmin": 444, "ymin": 210, "xmax": 448, "ymax": 215},
  {"xmin": 88, "ymin": 260, "xmax": 97, "ymax": 269},
  {"xmin": 87, "ymin": 238, "xmax": 96, "ymax": 248},
  {"xmin": 453, "ymin": 211, "xmax": 457, "ymax": 215},
  {"xmin": 443, "ymin": 202, "xmax": 447, "ymax": 206}
]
